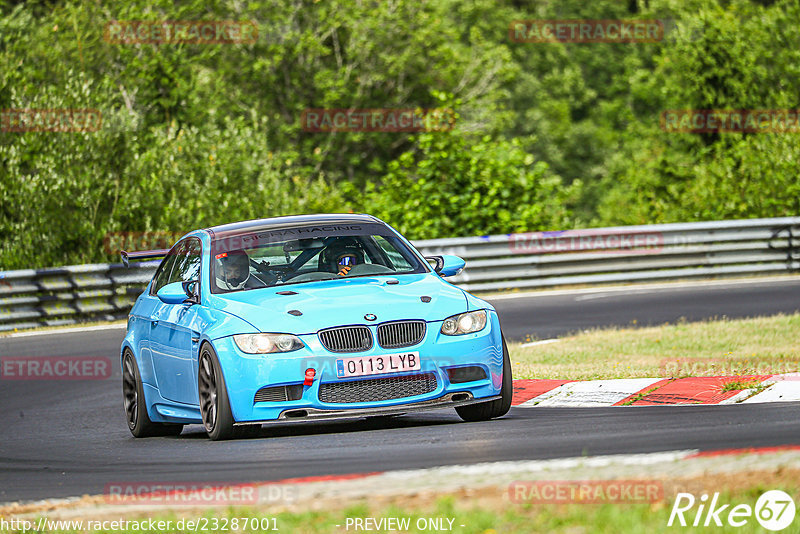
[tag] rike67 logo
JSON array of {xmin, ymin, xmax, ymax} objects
[{"xmin": 668, "ymin": 490, "xmax": 796, "ymax": 531}]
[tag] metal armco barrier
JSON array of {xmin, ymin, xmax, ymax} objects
[
  {"xmin": 415, "ymin": 216, "xmax": 800, "ymax": 292},
  {"xmin": 0, "ymin": 262, "xmax": 158, "ymax": 332},
  {"xmin": 1, "ymin": 217, "xmax": 799, "ymax": 332}
]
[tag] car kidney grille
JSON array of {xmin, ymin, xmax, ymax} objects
[
  {"xmin": 318, "ymin": 326, "xmax": 373, "ymax": 353},
  {"xmin": 376, "ymin": 320, "xmax": 426, "ymax": 349},
  {"xmin": 319, "ymin": 373, "xmax": 437, "ymax": 404}
]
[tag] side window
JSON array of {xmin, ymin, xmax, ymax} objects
[
  {"xmin": 171, "ymin": 238, "xmax": 202, "ymax": 283},
  {"xmin": 150, "ymin": 243, "xmax": 182, "ymax": 295},
  {"xmin": 374, "ymin": 235, "xmax": 413, "ymax": 270}
]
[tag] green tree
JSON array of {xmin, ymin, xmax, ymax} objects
[{"xmin": 356, "ymin": 128, "xmax": 575, "ymax": 239}]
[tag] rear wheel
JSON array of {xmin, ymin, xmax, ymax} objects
[
  {"xmin": 198, "ymin": 344, "xmax": 236, "ymax": 441},
  {"xmin": 455, "ymin": 336, "xmax": 513, "ymax": 422},
  {"xmin": 122, "ymin": 350, "xmax": 184, "ymax": 437}
]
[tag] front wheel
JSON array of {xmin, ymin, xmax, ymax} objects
[
  {"xmin": 122, "ymin": 350, "xmax": 183, "ymax": 437},
  {"xmin": 455, "ymin": 336, "xmax": 513, "ymax": 422},
  {"xmin": 198, "ymin": 344, "xmax": 237, "ymax": 440}
]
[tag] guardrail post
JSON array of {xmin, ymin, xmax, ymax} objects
[{"xmin": 768, "ymin": 225, "xmax": 799, "ymax": 272}]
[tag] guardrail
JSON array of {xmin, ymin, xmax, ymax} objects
[
  {"xmin": 416, "ymin": 216, "xmax": 800, "ymax": 292},
  {"xmin": 1, "ymin": 217, "xmax": 799, "ymax": 332},
  {"xmin": 0, "ymin": 262, "xmax": 159, "ymax": 332}
]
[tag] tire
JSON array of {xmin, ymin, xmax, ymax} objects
[
  {"xmin": 198, "ymin": 344, "xmax": 237, "ymax": 441},
  {"xmin": 455, "ymin": 335, "xmax": 513, "ymax": 422},
  {"xmin": 122, "ymin": 350, "xmax": 184, "ymax": 438}
]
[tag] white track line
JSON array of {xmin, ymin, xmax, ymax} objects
[
  {"xmin": 742, "ymin": 374, "xmax": 800, "ymax": 403},
  {"xmin": 520, "ymin": 339, "xmax": 560, "ymax": 348},
  {"xmin": 380, "ymin": 450, "xmax": 698, "ymax": 480}
]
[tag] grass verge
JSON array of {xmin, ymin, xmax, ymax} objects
[
  {"xmin": 5, "ymin": 474, "xmax": 798, "ymax": 534},
  {"xmin": 508, "ymin": 313, "xmax": 800, "ymax": 381}
]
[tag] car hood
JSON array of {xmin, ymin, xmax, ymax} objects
[{"xmin": 207, "ymin": 273, "xmax": 468, "ymax": 334}]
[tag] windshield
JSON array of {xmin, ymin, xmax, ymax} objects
[{"xmin": 210, "ymin": 223, "xmax": 428, "ymax": 293}]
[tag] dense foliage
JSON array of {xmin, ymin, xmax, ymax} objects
[{"xmin": 1, "ymin": 0, "xmax": 798, "ymax": 269}]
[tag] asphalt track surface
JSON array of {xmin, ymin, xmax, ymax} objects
[{"xmin": 1, "ymin": 278, "xmax": 800, "ymax": 503}]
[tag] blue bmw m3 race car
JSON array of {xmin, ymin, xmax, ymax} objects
[{"xmin": 120, "ymin": 214, "xmax": 512, "ymax": 440}]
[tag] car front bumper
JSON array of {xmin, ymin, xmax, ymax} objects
[
  {"xmin": 234, "ymin": 392, "xmax": 502, "ymax": 425},
  {"xmin": 215, "ymin": 309, "xmax": 505, "ymax": 423}
]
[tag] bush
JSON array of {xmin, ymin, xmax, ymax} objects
[{"xmin": 355, "ymin": 128, "xmax": 576, "ymax": 239}]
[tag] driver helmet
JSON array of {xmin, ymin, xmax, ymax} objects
[
  {"xmin": 321, "ymin": 238, "xmax": 366, "ymax": 273},
  {"xmin": 215, "ymin": 250, "xmax": 251, "ymax": 290}
]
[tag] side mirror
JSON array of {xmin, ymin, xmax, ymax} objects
[
  {"xmin": 182, "ymin": 280, "xmax": 200, "ymax": 304},
  {"xmin": 425, "ymin": 255, "xmax": 466, "ymax": 278},
  {"xmin": 157, "ymin": 281, "xmax": 198, "ymax": 305}
]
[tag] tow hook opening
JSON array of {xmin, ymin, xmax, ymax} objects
[
  {"xmin": 451, "ymin": 393, "xmax": 470, "ymax": 402},
  {"xmin": 284, "ymin": 409, "xmax": 308, "ymax": 418}
]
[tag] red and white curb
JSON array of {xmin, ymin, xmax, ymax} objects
[{"xmin": 511, "ymin": 374, "xmax": 800, "ymax": 407}]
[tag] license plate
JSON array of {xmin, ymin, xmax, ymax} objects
[{"xmin": 336, "ymin": 351, "xmax": 420, "ymax": 378}]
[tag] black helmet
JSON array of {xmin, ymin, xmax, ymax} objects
[{"xmin": 321, "ymin": 238, "xmax": 365, "ymax": 273}]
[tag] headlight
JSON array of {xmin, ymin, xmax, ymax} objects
[
  {"xmin": 440, "ymin": 310, "xmax": 487, "ymax": 336},
  {"xmin": 233, "ymin": 333, "xmax": 304, "ymax": 354}
]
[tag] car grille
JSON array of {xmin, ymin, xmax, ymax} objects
[
  {"xmin": 318, "ymin": 373, "xmax": 437, "ymax": 404},
  {"xmin": 376, "ymin": 320, "xmax": 426, "ymax": 349},
  {"xmin": 318, "ymin": 325, "xmax": 373, "ymax": 353}
]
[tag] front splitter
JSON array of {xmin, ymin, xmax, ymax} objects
[{"xmin": 233, "ymin": 392, "xmax": 502, "ymax": 426}]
